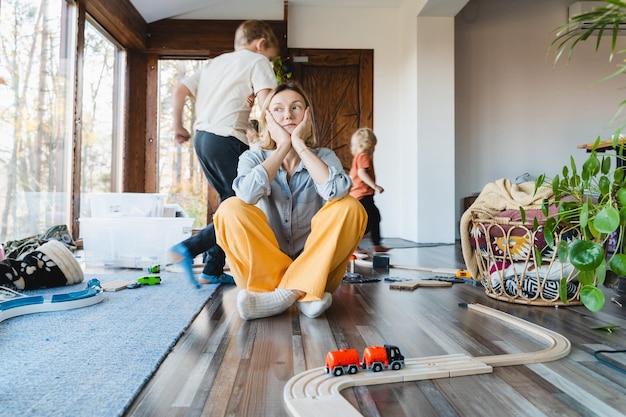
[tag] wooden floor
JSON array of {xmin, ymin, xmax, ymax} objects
[{"xmin": 125, "ymin": 242, "xmax": 626, "ymax": 417}]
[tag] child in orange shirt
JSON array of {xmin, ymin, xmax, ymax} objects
[{"xmin": 349, "ymin": 128, "xmax": 389, "ymax": 253}]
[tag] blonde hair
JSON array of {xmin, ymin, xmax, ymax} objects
[
  {"xmin": 234, "ymin": 20, "xmax": 279, "ymax": 50},
  {"xmin": 257, "ymin": 83, "xmax": 317, "ymax": 150},
  {"xmin": 351, "ymin": 127, "xmax": 377, "ymax": 155}
]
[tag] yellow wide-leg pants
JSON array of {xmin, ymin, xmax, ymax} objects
[{"xmin": 214, "ymin": 196, "xmax": 367, "ymax": 302}]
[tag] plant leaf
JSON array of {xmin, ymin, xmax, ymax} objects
[
  {"xmin": 569, "ymin": 240, "xmax": 605, "ymax": 271},
  {"xmin": 594, "ymin": 206, "xmax": 620, "ymax": 233},
  {"xmin": 580, "ymin": 285, "xmax": 606, "ymax": 312},
  {"xmin": 552, "ymin": 174, "xmax": 560, "ymax": 196},
  {"xmin": 615, "ymin": 167, "xmax": 625, "ymax": 184},
  {"xmin": 583, "ymin": 153, "xmax": 601, "ymax": 178},
  {"xmin": 543, "ymin": 218, "xmax": 556, "ymax": 248},
  {"xmin": 534, "ymin": 174, "xmax": 546, "ymax": 195},
  {"xmin": 520, "ymin": 206, "xmax": 526, "ymax": 224},
  {"xmin": 578, "ymin": 270, "xmax": 596, "ymax": 286},
  {"xmin": 609, "ymin": 253, "xmax": 626, "ymax": 276},
  {"xmin": 601, "ymin": 155, "xmax": 611, "ymax": 174},
  {"xmin": 599, "ymin": 175, "xmax": 611, "ymax": 195},
  {"xmin": 617, "ymin": 187, "xmax": 626, "ymax": 207},
  {"xmin": 580, "ymin": 201, "xmax": 589, "ymax": 229}
]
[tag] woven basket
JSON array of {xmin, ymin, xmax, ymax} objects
[{"xmin": 470, "ymin": 213, "xmax": 582, "ymax": 306}]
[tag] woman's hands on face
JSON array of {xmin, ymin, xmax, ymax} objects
[
  {"xmin": 291, "ymin": 107, "xmax": 310, "ymax": 148},
  {"xmin": 265, "ymin": 110, "xmax": 292, "ymax": 150}
]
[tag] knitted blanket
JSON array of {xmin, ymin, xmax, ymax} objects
[{"xmin": 460, "ymin": 179, "xmax": 554, "ymax": 280}]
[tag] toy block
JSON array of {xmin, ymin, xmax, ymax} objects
[
  {"xmin": 372, "ymin": 255, "xmax": 390, "ymax": 269},
  {"xmin": 389, "ymin": 280, "xmax": 452, "ymax": 291},
  {"xmin": 102, "ymin": 279, "xmax": 136, "ymax": 292}
]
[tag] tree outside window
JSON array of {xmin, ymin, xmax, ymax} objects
[{"xmin": 0, "ymin": 0, "xmax": 75, "ymax": 242}]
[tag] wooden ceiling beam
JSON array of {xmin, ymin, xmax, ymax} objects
[
  {"xmin": 78, "ymin": 0, "xmax": 147, "ymax": 49},
  {"xmin": 145, "ymin": 19, "xmax": 287, "ymax": 57}
]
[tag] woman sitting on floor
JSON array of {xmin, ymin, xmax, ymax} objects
[{"xmin": 214, "ymin": 83, "xmax": 367, "ymax": 320}]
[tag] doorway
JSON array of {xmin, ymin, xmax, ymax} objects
[{"xmin": 288, "ymin": 49, "xmax": 374, "ymax": 170}]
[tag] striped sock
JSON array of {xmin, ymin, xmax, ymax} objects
[{"xmin": 236, "ymin": 288, "xmax": 301, "ymax": 320}]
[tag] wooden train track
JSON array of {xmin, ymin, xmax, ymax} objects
[{"xmin": 283, "ymin": 303, "xmax": 571, "ymax": 417}]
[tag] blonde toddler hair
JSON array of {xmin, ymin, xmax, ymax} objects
[
  {"xmin": 234, "ymin": 20, "xmax": 279, "ymax": 50},
  {"xmin": 351, "ymin": 127, "xmax": 377, "ymax": 155}
]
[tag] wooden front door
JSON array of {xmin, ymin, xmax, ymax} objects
[{"xmin": 288, "ymin": 49, "xmax": 373, "ymax": 171}]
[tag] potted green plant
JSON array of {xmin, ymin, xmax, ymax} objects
[
  {"xmin": 532, "ymin": 0, "xmax": 626, "ymax": 312},
  {"xmin": 528, "ymin": 138, "xmax": 626, "ymax": 312}
]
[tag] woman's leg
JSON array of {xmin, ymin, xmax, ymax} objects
[
  {"xmin": 214, "ymin": 198, "xmax": 302, "ymax": 319},
  {"xmin": 214, "ymin": 198, "xmax": 293, "ymax": 291},
  {"xmin": 279, "ymin": 196, "xmax": 367, "ymax": 302}
]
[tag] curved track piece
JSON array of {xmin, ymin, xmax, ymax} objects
[
  {"xmin": 0, "ymin": 279, "xmax": 104, "ymax": 323},
  {"xmin": 283, "ymin": 303, "xmax": 571, "ymax": 417}
]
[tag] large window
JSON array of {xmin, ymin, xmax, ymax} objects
[
  {"xmin": 158, "ymin": 59, "xmax": 208, "ymax": 228},
  {"xmin": 0, "ymin": 0, "xmax": 126, "ymax": 242},
  {"xmin": 79, "ymin": 19, "xmax": 125, "ymax": 216},
  {"xmin": 0, "ymin": 0, "xmax": 76, "ymax": 242}
]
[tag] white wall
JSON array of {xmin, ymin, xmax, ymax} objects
[
  {"xmin": 416, "ymin": 16, "xmax": 456, "ymax": 243},
  {"xmin": 288, "ymin": 4, "xmax": 411, "ymax": 240},
  {"xmin": 455, "ymin": 0, "xmax": 626, "ymax": 237},
  {"xmin": 289, "ymin": 0, "xmax": 465, "ymax": 243},
  {"xmin": 290, "ymin": 0, "xmax": 623, "ymax": 244}
]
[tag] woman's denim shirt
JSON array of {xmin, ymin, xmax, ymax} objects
[{"xmin": 233, "ymin": 147, "xmax": 352, "ymax": 259}]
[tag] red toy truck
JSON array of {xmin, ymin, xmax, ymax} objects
[
  {"xmin": 361, "ymin": 345, "xmax": 405, "ymax": 372},
  {"xmin": 324, "ymin": 348, "xmax": 361, "ymax": 376},
  {"xmin": 324, "ymin": 344, "xmax": 405, "ymax": 376}
]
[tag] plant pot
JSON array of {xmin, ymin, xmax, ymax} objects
[{"xmin": 617, "ymin": 276, "xmax": 626, "ymax": 294}]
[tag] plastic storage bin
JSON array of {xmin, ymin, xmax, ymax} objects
[
  {"xmin": 87, "ymin": 193, "xmax": 166, "ymax": 217},
  {"xmin": 80, "ymin": 217, "xmax": 193, "ymax": 268}
]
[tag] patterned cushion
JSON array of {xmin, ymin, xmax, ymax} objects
[{"xmin": 489, "ymin": 275, "xmax": 578, "ymax": 299}]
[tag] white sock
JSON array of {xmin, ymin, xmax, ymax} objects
[
  {"xmin": 236, "ymin": 288, "xmax": 301, "ymax": 320},
  {"xmin": 297, "ymin": 292, "xmax": 333, "ymax": 318}
]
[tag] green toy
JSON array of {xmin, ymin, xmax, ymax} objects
[{"xmin": 137, "ymin": 275, "xmax": 161, "ymax": 285}]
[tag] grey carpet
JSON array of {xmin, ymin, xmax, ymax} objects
[{"xmin": 0, "ymin": 271, "xmax": 218, "ymax": 417}]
